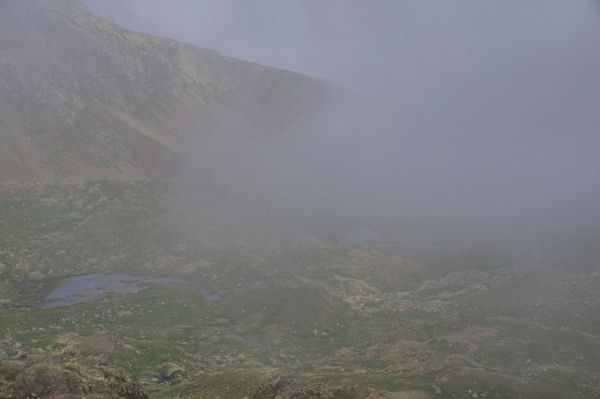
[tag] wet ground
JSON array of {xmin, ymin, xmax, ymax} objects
[
  {"xmin": 36, "ymin": 251, "xmax": 298, "ymax": 309},
  {"xmin": 37, "ymin": 274, "xmax": 194, "ymax": 308},
  {"xmin": 37, "ymin": 272, "xmax": 266, "ymax": 309}
]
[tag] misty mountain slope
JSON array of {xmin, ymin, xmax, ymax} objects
[
  {"xmin": 0, "ymin": 0, "xmax": 334, "ymax": 182},
  {"xmin": 2, "ymin": 2, "xmax": 600, "ymax": 399}
]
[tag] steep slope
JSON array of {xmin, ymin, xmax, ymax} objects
[{"xmin": 0, "ymin": 0, "xmax": 334, "ymax": 182}]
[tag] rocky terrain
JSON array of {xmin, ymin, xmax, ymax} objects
[
  {"xmin": 1, "ymin": 1, "xmax": 600, "ymax": 398},
  {"xmin": 1, "ymin": 183, "xmax": 599, "ymax": 398}
]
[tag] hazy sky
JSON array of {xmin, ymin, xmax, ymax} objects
[{"xmin": 83, "ymin": 0, "xmax": 600, "ymax": 227}]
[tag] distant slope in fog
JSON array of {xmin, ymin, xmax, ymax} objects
[{"xmin": 0, "ymin": 0, "xmax": 335, "ymax": 182}]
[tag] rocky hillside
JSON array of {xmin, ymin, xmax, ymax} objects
[{"xmin": 0, "ymin": 0, "xmax": 334, "ymax": 182}]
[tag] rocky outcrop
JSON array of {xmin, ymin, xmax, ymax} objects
[
  {"xmin": 0, "ymin": 332, "xmax": 144, "ymax": 399},
  {"xmin": 9, "ymin": 363, "xmax": 148, "ymax": 399},
  {"xmin": 249, "ymin": 380, "xmax": 433, "ymax": 399},
  {"xmin": 79, "ymin": 331, "xmax": 118, "ymax": 353},
  {"xmin": 54, "ymin": 331, "xmax": 118, "ymax": 354},
  {"xmin": 158, "ymin": 362, "xmax": 187, "ymax": 381},
  {"xmin": 0, "ymin": 334, "xmax": 19, "ymax": 357}
]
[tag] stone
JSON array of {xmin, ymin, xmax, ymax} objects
[
  {"xmin": 79, "ymin": 331, "xmax": 118, "ymax": 353},
  {"xmin": 159, "ymin": 363, "xmax": 186, "ymax": 381},
  {"xmin": 28, "ymin": 271, "xmax": 45, "ymax": 280}
]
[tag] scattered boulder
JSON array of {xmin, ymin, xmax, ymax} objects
[
  {"xmin": 87, "ymin": 184, "xmax": 101, "ymax": 195},
  {"xmin": 28, "ymin": 347, "xmax": 45, "ymax": 355},
  {"xmin": 54, "ymin": 332, "xmax": 82, "ymax": 350},
  {"xmin": 72, "ymin": 199, "xmax": 84, "ymax": 208},
  {"xmin": 79, "ymin": 331, "xmax": 118, "ymax": 353},
  {"xmin": 27, "ymin": 271, "xmax": 45, "ymax": 280},
  {"xmin": 158, "ymin": 363, "xmax": 186, "ymax": 381},
  {"xmin": 144, "ymin": 383, "xmax": 162, "ymax": 392},
  {"xmin": 245, "ymin": 334, "xmax": 261, "ymax": 344},
  {"xmin": 0, "ymin": 334, "xmax": 19, "ymax": 355}
]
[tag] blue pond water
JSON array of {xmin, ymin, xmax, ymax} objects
[
  {"xmin": 38, "ymin": 274, "xmax": 192, "ymax": 308},
  {"xmin": 37, "ymin": 252, "xmax": 295, "ymax": 309},
  {"xmin": 38, "ymin": 273, "xmax": 267, "ymax": 309}
]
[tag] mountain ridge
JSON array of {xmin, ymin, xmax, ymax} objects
[{"xmin": 0, "ymin": 0, "xmax": 336, "ymax": 182}]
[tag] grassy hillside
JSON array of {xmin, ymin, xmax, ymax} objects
[{"xmin": 0, "ymin": 0, "xmax": 334, "ymax": 182}]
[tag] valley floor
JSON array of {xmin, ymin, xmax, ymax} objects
[{"xmin": 1, "ymin": 181, "xmax": 599, "ymax": 398}]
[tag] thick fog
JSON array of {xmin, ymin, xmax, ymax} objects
[{"xmin": 84, "ymin": 0, "xmax": 600, "ymax": 231}]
